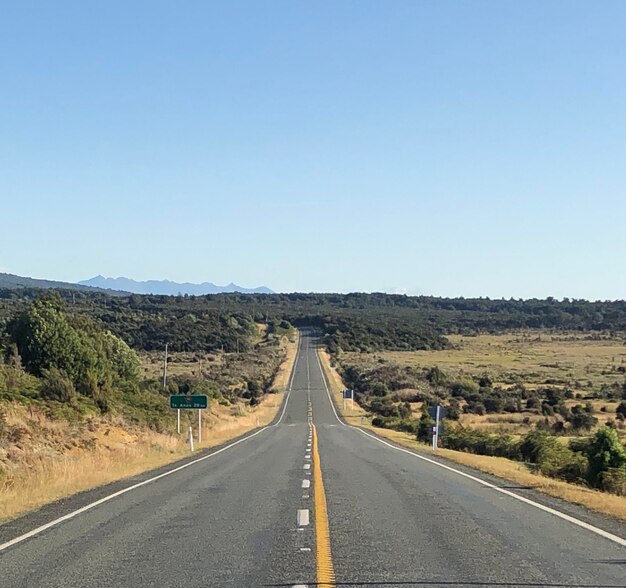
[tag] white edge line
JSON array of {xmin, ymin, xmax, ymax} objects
[
  {"xmin": 0, "ymin": 425, "xmax": 271, "ymax": 553},
  {"xmin": 315, "ymin": 347, "xmax": 626, "ymax": 548},
  {"xmin": 274, "ymin": 331, "xmax": 302, "ymax": 425},
  {"xmin": 0, "ymin": 331, "xmax": 308, "ymax": 554}
]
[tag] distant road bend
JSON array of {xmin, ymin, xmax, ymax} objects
[{"xmin": 1, "ymin": 330, "xmax": 625, "ymax": 587}]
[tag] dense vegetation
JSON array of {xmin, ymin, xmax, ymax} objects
[
  {"xmin": 0, "ymin": 294, "xmax": 288, "ymax": 432},
  {"xmin": 339, "ymin": 358, "xmax": 626, "ymax": 495},
  {"xmin": 2, "ymin": 289, "xmax": 626, "ymax": 355}
]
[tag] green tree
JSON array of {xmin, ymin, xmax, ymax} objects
[
  {"xmin": 9, "ymin": 295, "xmax": 86, "ymax": 382},
  {"xmin": 584, "ymin": 426, "xmax": 626, "ymax": 487}
]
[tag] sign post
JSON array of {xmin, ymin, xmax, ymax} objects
[
  {"xmin": 170, "ymin": 395, "xmax": 208, "ymax": 448},
  {"xmin": 169, "ymin": 395, "xmax": 208, "ymax": 409},
  {"xmin": 427, "ymin": 405, "xmax": 447, "ymax": 451}
]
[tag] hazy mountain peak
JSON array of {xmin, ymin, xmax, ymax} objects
[{"xmin": 79, "ymin": 276, "xmax": 273, "ymax": 295}]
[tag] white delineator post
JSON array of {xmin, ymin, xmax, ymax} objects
[
  {"xmin": 177, "ymin": 409, "xmax": 181, "ymax": 434},
  {"xmin": 188, "ymin": 426, "xmax": 194, "ymax": 452},
  {"xmin": 433, "ymin": 405, "xmax": 441, "ymax": 451},
  {"xmin": 198, "ymin": 410, "xmax": 202, "ymax": 443}
]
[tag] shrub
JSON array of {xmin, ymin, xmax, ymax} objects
[
  {"xmin": 519, "ymin": 430, "xmax": 577, "ymax": 477},
  {"xmin": 442, "ymin": 426, "xmax": 519, "ymax": 459},
  {"xmin": 584, "ymin": 427, "xmax": 626, "ymax": 487},
  {"xmin": 40, "ymin": 367, "xmax": 76, "ymax": 403},
  {"xmin": 598, "ymin": 468, "xmax": 626, "ymax": 496}
]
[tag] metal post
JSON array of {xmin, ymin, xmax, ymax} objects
[
  {"xmin": 162, "ymin": 343, "xmax": 168, "ymax": 388},
  {"xmin": 177, "ymin": 409, "xmax": 181, "ymax": 434},
  {"xmin": 434, "ymin": 405, "xmax": 441, "ymax": 451},
  {"xmin": 188, "ymin": 426, "xmax": 194, "ymax": 452},
  {"xmin": 198, "ymin": 410, "xmax": 202, "ymax": 443}
]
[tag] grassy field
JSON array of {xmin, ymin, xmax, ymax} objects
[
  {"xmin": 352, "ymin": 331, "xmax": 626, "ymax": 392},
  {"xmin": 318, "ymin": 347, "xmax": 626, "ymax": 522},
  {"xmin": 342, "ymin": 331, "xmax": 626, "ymax": 435}
]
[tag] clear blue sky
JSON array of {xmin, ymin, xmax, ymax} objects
[{"xmin": 1, "ymin": 1, "xmax": 625, "ymax": 299}]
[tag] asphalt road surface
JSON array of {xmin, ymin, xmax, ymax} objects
[{"xmin": 1, "ymin": 331, "xmax": 625, "ymax": 587}]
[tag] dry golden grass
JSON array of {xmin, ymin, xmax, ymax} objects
[
  {"xmin": 320, "ymin": 347, "xmax": 626, "ymax": 522},
  {"xmin": 346, "ymin": 331, "xmax": 626, "ymax": 392},
  {"xmin": 272, "ymin": 331, "xmax": 300, "ymax": 392},
  {"xmin": 140, "ymin": 350, "xmax": 222, "ymax": 380},
  {"xmin": 0, "ymin": 418, "xmax": 185, "ymax": 522},
  {"xmin": 0, "ymin": 335, "xmax": 300, "ymax": 523}
]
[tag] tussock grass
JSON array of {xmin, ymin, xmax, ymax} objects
[{"xmin": 346, "ymin": 331, "xmax": 626, "ymax": 392}]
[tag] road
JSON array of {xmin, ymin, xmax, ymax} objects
[{"xmin": 1, "ymin": 331, "xmax": 625, "ymax": 587}]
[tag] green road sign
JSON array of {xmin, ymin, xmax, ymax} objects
[{"xmin": 169, "ymin": 394, "xmax": 208, "ymax": 409}]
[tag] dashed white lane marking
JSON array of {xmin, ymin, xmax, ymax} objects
[
  {"xmin": 303, "ymin": 463, "xmax": 311, "ymax": 470},
  {"xmin": 305, "ymin": 455, "xmax": 311, "ymax": 460},
  {"xmin": 297, "ymin": 509, "xmax": 310, "ymax": 526},
  {"xmin": 303, "ymin": 494, "xmax": 310, "ymax": 499},
  {"xmin": 300, "ymin": 547, "xmax": 311, "ymax": 552},
  {"xmin": 302, "ymin": 479, "xmax": 311, "ymax": 488},
  {"xmin": 314, "ymin": 347, "xmax": 626, "ymax": 549}
]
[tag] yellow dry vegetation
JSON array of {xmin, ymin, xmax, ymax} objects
[
  {"xmin": 319, "ymin": 346, "xmax": 626, "ymax": 522},
  {"xmin": 0, "ymin": 334, "xmax": 299, "ymax": 523},
  {"xmin": 346, "ymin": 331, "xmax": 626, "ymax": 392}
]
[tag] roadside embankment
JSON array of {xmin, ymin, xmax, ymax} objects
[{"xmin": 0, "ymin": 333, "xmax": 299, "ymax": 522}]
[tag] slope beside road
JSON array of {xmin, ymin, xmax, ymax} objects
[{"xmin": 1, "ymin": 331, "xmax": 625, "ymax": 587}]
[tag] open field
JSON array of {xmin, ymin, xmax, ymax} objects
[
  {"xmin": 346, "ymin": 331, "xmax": 626, "ymax": 392},
  {"xmin": 318, "ymin": 347, "xmax": 626, "ymax": 522},
  {"xmin": 0, "ymin": 334, "xmax": 299, "ymax": 522},
  {"xmin": 342, "ymin": 331, "xmax": 626, "ymax": 436}
]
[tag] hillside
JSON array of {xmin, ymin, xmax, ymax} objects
[{"xmin": 0, "ymin": 273, "xmax": 121, "ymax": 294}]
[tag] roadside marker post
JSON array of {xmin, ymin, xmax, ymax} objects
[
  {"xmin": 428, "ymin": 405, "xmax": 446, "ymax": 451},
  {"xmin": 188, "ymin": 426, "xmax": 194, "ymax": 452},
  {"xmin": 198, "ymin": 409, "xmax": 202, "ymax": 443},
  {"xmin": 342, "ymin": 389, "xmax": 354, "ymax": 411}
]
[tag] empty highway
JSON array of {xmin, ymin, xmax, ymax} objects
[{"xmin": 1, "ymin": 331, "xmax": 625, "ymax": 587}]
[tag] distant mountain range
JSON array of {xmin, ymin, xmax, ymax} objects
[
  {"xmin": 0, "ymin": 272, "xmax": 273, "ymax": 296},
  {"xmin": 79, "ymin": 276, "xmax": 273, "ymax": 295}
]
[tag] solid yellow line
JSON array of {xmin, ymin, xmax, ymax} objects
[{"xmin": 312, "ymin": 424, "xmax": 336, "ymax": 587}]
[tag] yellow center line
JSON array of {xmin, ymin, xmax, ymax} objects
[{"xmin": 312, "ymin": 423, "xmax": 336, "ymax": 588}]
